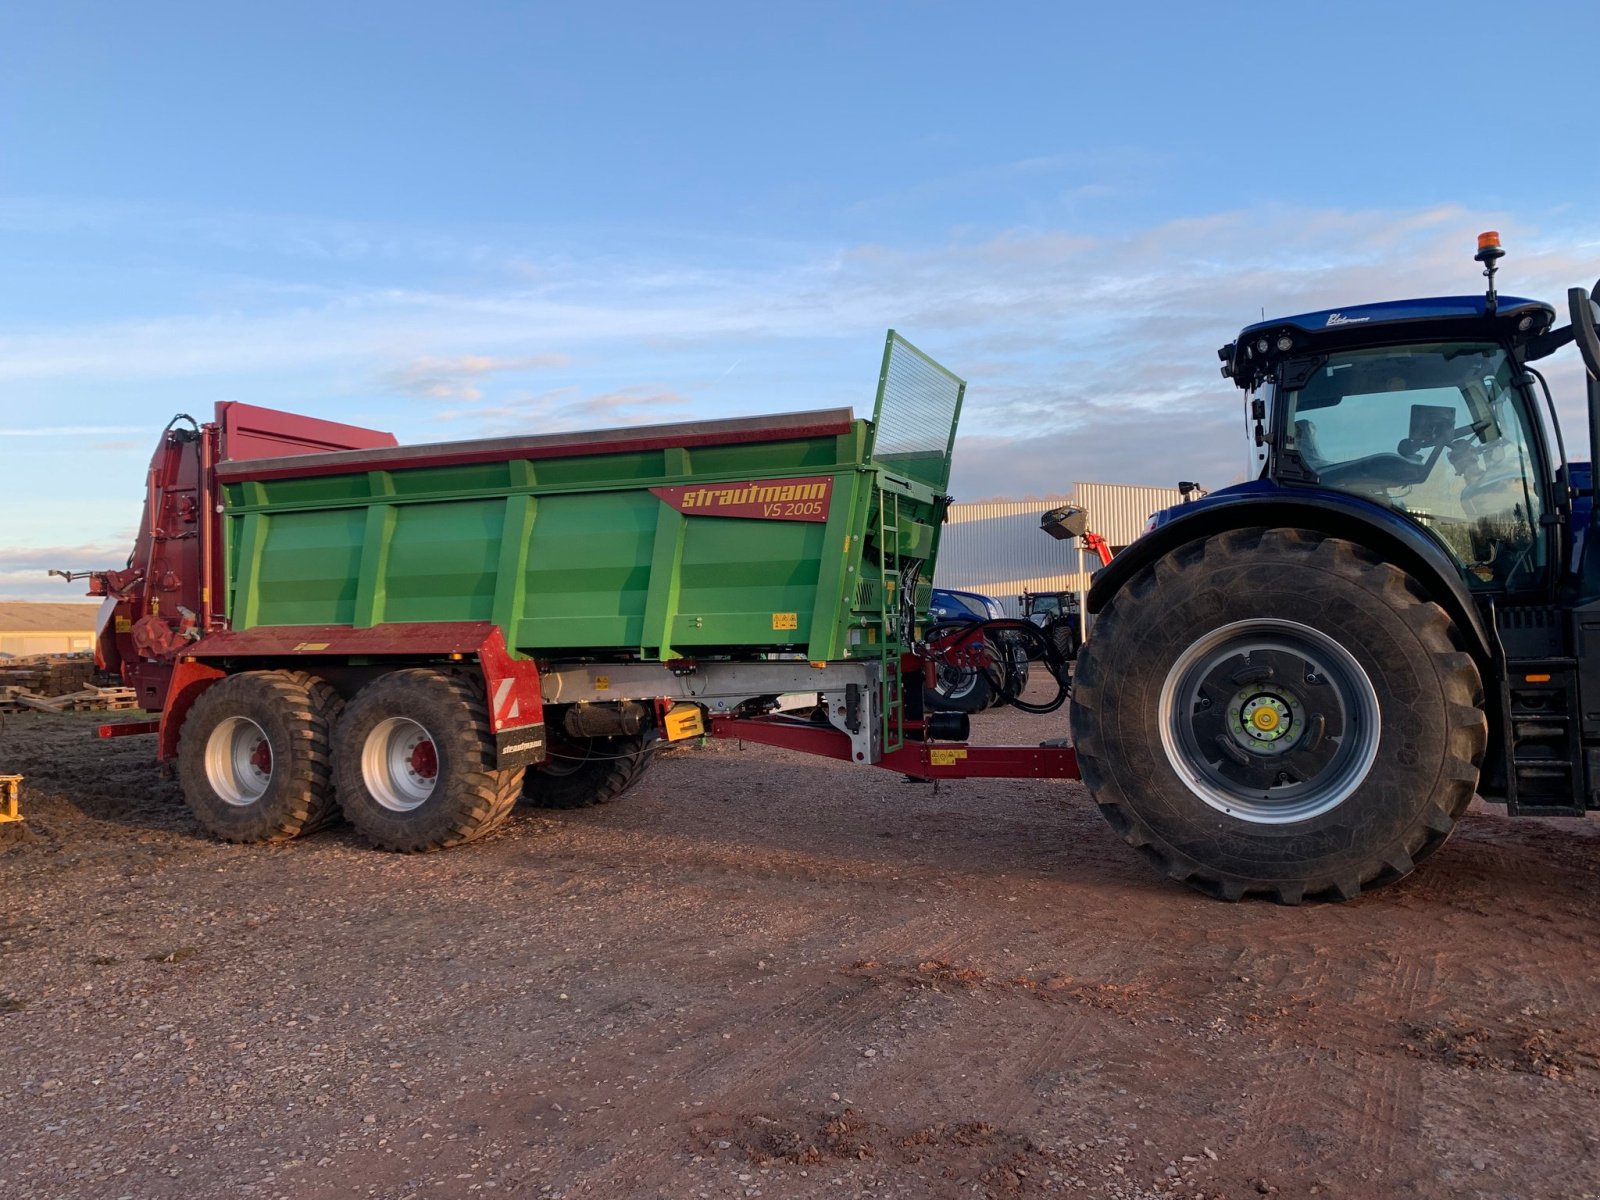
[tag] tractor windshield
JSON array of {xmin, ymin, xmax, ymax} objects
[{"xmin": 1281, "ymin": 341, "xmax": 1548, "ymax": 590}]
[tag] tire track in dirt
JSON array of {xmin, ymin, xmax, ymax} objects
[
  {"xmin": 1226, "ymin": 938, "xmax": 1438, "ymax": 1175},
  {"xmin": 510, "ymin": 911, "xmax": 986, "ymax": 1191},
  {"xmin": 982, "ymin": 1006, "xmax": 1098, "ymax": 1132}
]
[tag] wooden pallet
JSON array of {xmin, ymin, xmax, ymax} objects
[{"xmin": 0, "ymin": 686, "xmax": 142, "ymax": 713}]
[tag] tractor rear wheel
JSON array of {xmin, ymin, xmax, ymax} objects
[
  {"xmin": 177, "ymin": 670, "xmax": 341, "ymax": 843},
  {"xmin": 335, "ymin": 669, "xmax": 523, "ymax": 851},
  {"xmin": 1070, "ymin": 528, "xmax": 1486, "ymax": 903},
  {"xmin": 523, "ymin": 734, "xmax": 656, "ymax": 808}
]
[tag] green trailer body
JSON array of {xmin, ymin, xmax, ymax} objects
[
  {"xmin": 91, "ymin": 329, "xmax": 1087, "ymax": 859},
  {"xmin": 212, "ymin": 333, "xmax": 966, "ymax": 666}
]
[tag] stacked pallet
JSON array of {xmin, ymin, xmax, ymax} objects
[
  {"xmin": 0, "ymin": 653, "xmax": 97, "ymax": 697},
  {"xmin": 0, "ymin": 684, "xmax": 140, "ymax": 713}
]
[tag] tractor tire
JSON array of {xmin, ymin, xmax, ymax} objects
[
  {"xmin": 177, "ymin": 670, "xmax": 341, "ymax": 843},
  {"xmin": 334, "ymin": 669, "xmax": 524, "ymax": 852},
  {"xmin": 1050, "ymin": 621, "xmax": 1080, "ymax": 663},
  {"xmin": 1070, "ymin": 528, "xmax": 1486, "ymax": 903},
  {"xmin": 523, "ymin": 734, "xmax": 656, "ymax": 809}
]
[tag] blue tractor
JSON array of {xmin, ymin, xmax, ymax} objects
[
  {"xmin": 925, "ymin": 587, "xmax": 1029, "ymax": 712},
  {"xmin": 1072, "ymin": 233, "xmax": 1600, "ymax": 901}
]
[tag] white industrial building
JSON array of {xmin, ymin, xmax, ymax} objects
[{"xmin": 932, "ymin": 482, "xmax": 1186, "ymax": 617}]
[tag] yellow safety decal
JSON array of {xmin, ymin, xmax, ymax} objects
[
  {"xmin": 291, "ymin": 642, "xmax": 330, "ymax": 652},
  {"xmin": 594, "ymin": 675, "xmax": 610, "ymax": 690},
  {"xmin": 663, "ymin": 704, "xmax": 705, "ymax": 742},
  {"xmin": 929, "ymin": 748, "xmax": 968, "ymax": 766},
  {"xmin": 773, "ymin": 613, "xmax": 798, "ymax": 631},
  {"xmin": 114, "ymin": 616, "xmax": 133, "ymax": 633}
]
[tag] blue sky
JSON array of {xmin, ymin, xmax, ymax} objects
[{"xmin": 4, "ymin": 1, "xmax": 1599, "ymax": 599}]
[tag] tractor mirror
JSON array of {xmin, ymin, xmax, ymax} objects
[{"xmin": 1570, "ymin": 286, "xmax": 1600, "ymax": 381}]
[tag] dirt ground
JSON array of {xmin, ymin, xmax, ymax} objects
[{"xmin": 3, "ymin": 688, "xmax": 1600, "ymax": 1200}]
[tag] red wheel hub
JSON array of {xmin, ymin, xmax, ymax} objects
[
  {"xmin": 409, "ymin": 739, "xmax": 438, "ymax": 779},
  {"xmin": 249, "ymin": 739, "xmax": 272, "ymax": 775}
]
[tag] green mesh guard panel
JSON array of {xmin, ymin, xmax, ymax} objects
[{"xmin": 868, "ymin": 330, "xmax": 965, "ymax": 492}]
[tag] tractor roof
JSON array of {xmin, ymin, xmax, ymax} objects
[{"xmin": 1219, "ymin": 294, "xmax": 1557, "ymax": 390}]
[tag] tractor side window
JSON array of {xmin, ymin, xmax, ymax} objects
[{"xmin": 1282, "ymin": 342, "xmax": 1547, "ymax": 590}]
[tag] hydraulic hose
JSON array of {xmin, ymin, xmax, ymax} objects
[{"xmin": 921, "ymin": 617, "xmax": 1074, "ymax": 715}]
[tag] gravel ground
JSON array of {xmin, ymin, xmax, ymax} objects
[{"xmin": 3, "ymin": 689, "xmax": 1600, "ymax": 1200}]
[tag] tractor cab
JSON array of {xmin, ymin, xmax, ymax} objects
[{"xmin": 1221, "ymin": 289, "xmax": 1566, "ymax": 596}]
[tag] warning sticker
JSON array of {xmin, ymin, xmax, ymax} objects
[
  {"xmin": 929, "ymin": 748, "xmax": 969, "ymax": 766},
  {"xmin": 772, "ymin": 613, "xmax": 799, "ymax": 631}
]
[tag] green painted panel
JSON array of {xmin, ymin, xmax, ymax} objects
[
  {"xmin": 245, "ymin": 507, "xmax": 366, "ymax": 627},
  {"xmin": 383, "ymin": 500, "xmax": 502, "ymax": 623},
  {"xmin": 223, "ymin": 347, "xmax": 962, "ymax": 664}
]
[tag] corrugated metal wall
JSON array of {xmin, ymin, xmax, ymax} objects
[{"xmin": 932, "ymin": 482, "xmax": 1185, "ymax": 617}]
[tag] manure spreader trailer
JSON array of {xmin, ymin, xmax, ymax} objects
[{"xmin": 73, "ymin": 334, "xmax": 1079, "ymax": 855}]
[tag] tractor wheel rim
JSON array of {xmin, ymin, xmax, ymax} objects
[
  {"xmin": 205, "ymin": 716, "xmax": 273, "ymax": 807},
  {"xmin": 935, "ymin": 661, "xmax": 980, "ymax": 700},
  {"xmin": 1158, "ymin": 618, "xmax": 1381, "ymax": 825},
  {"xmin": 363, "ymin": 717, "xmax": 440, "ymax": 812}
]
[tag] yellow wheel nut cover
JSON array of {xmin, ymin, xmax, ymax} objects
[{"xmin": 1251, "ymin": 707, "xmax": 1280, "ymax": 732}]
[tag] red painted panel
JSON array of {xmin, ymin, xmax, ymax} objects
[
  {"xmin": 218, "ymin": 401, "xmax": 397, "ymax": 462},
  {"xmin": 187, "ymin": 622, "xmax": 541, "ymax": 731},
  {"xmin": 191, "ymin": 621, "xmax": 500, "ymax": 658},
  {"xmin": 158, "ymin": 659, "xmax": 226, "ymax": 761},
  {"xmin": 214, "ymin": 409, "xmax": 856, "ymax": 483},
  {"xmin": 879, "ymin": 743, "xmax": 1081, "ymax": 780},
  {"xmin": 474, "ymin": 626, "xmax": 545, "ymax": 734},
  {"xmin": 709, "ymin": 715, "xmax": 1080, "ymax": 781}
]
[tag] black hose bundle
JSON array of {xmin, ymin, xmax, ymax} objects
[{"xmin": 921, "ymin": 617, "xmax": 1074, "ymax": 715}]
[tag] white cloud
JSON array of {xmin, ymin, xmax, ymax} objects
[
  {"xmin": 435, "ymin": 386, "xmax": 691, "ymax": 435},
  {"xmin": 380, "ymin": 352, "xmax": 573, "ymax": 401},
  {"xmin": 0, "ymin": 426, "xmax": 148, "ymax": 437},
  {"xmin": 1, "ymin": 200, "xmax": 1595, "ymax": 507}
]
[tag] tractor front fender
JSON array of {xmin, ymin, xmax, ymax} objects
[
  {"xmin": 1087, "ymin": 486, "xmax": 1505, "ymax": 797},
  {"xmin": 1088, "ymin": 485, "xmax": 1499, "ymax": 681}
]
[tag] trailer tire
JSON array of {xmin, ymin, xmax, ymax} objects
[
  {"xmin": 334, "ymin": 669, "xmax": 524, "ymax": 852},
  {"xmin": 523, "ymin": 735, "xmax": 656, "ymax": 808},
  {"xmin": 1070, "ymin": 528, "xmax": 1486, "ymax": 903},
  {"xmin": 177, "ymin": 670, "xmax": 341, "ymax": 843}
]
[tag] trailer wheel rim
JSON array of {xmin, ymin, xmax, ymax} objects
[
  {"xmin": 205, "ymin": 716, "xmax": 273, "ymax": 807},
  {"xmin": 1157, "ymin": 618, "xmax": 1381, "ymax": 824},
  {"xmin": 363, "ymin": 717, "xmax": 440, "ymax": 812}
]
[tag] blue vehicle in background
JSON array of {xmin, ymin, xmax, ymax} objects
[
  {"xmin": 1072, "ymin": 233, "xmax": 1600, "ymax": 903},
  {"xmin": 924, "ymin": 587, "xmax": 1029, "ymax": 712},
  {"xmin": 929, "ymin": 586, "xmax": 1005, "ymax": 626}
]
